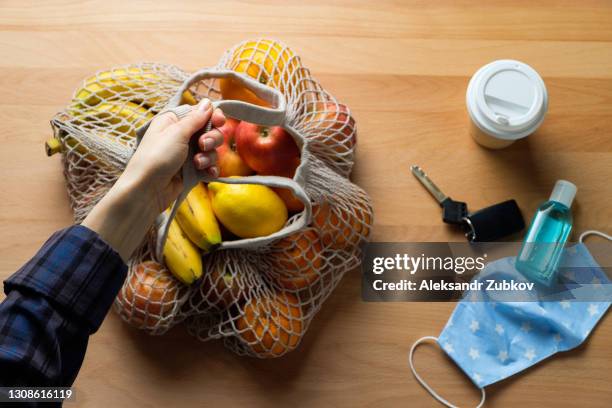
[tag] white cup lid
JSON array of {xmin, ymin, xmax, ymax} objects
[{"xmin": 466, "ymin": 60, "xmax": 548, "ymax": 140}]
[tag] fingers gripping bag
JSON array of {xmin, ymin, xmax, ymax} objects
[{"xmin": 47, "ymin": 39, "xmax": 373, "ymax": 358}]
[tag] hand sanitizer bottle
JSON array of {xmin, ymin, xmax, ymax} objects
[{"xmin": 516, "ymin": 180, "xmax": 577, "ymax": 285}]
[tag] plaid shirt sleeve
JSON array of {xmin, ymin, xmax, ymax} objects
[{"xmin": 0, "ymin": 225, "xmax": 127, "ymax": 387}]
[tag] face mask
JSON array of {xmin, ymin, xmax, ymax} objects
[{"xmin": 409, "ymin": 230, "xmax": 612, "ymax": 408}]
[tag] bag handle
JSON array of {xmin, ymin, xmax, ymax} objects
[
  {"xmin": 134, "ymin": 69, "xmax": 310, "ymax": 259},
  {"xmin": 169, "ymin": 68, "xmax": 287, "ymax": 126}
]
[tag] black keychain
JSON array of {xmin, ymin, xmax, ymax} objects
[
  {"xmin": 462, "ymin": 199, "xmax": 525, "ymax": 242},
  {"xmin": 411, "ymin": 166, "xmax": 525, "ymax": 241}
]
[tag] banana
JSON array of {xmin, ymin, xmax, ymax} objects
[
  {"xmin": 181, "ymin": 90, "xmax": 198, "ymax": 105},
  {"xmin": 45, "ymin": 137, "xmax": 63, "ymax": 156},
  {"xmin": 163, "ymin": 218, "xmax": 203, "ymax": 285},
  {"xmin": 176, "ymin": 183, "xmax": 222, "ymax": 251},
  {"xmin": 50, "ymin": 65, "xmax": 200, "ymax": 158},
  {"xmin": 74, "ymin": 67, "xmax": 198, "ymax": 110},
  {"xmin": 70, "ymin": 101, "xmax": 154, "ymax": 135},
  {"xmin": 47, "ymin": 101, "xmax": 154, "ymax": 157},
  {"xmin": 75, "ymin": 67, "xmax": 161, "ymax": 107}
]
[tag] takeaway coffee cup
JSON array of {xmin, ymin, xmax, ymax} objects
[{"xmin": 466, "ymin": 60, "xmax": 548, "ymax": 149}]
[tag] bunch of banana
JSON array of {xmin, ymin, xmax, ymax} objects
[
  {"xmin": 163, "ymin": 183, "xmax": 222, "ymax": 285},
  {"xmin": 47, "ymin": 66, "xmax": 198, "ymax": 157},
  {"xmin": 176, "ymin": 183, "xmax": 222, "ymax": 251},
  {"xmin": 46, "ymin": 101, "xmax": 154, "ymax": 157},
  {"xmin": 75, "ymin": 67, "xmax": 197, "ymax": 109},
  {"xmin": 70, "ymin": 101, "xmax": 153, "ymax": 134},
  {"xmin": 75, "ymin": 67, "xmax": 162, "ymax": 108}
]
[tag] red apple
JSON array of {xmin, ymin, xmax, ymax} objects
[
  {"xmin": 235, "ymin": 122, "xmax": 301, "ymax": 177},
  {"xmin": 216, "ymin": 118, "xmax": 254, "ymax": 177}
]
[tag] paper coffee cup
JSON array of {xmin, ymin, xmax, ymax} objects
[{"xmin": 466, "ymin": 60, "xmax": 548, "ymax": 149}]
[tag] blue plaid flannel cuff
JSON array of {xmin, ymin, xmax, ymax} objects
[{"xmin": 3, "ymin": 225, "xmax": 127, "ymax": 332}]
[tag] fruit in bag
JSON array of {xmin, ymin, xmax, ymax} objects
[
  {"xmin": 70, "ymin": 101, "xmax": 154, "ymax": 135},
  {"xmin": 219, "ymin": 39, "xmax": 296, "ymax": 105},
  {"xmin": 273, "ymin": 187, "xmax": 304, "ymax": 212},
  {"xmin": 236, "ymin": 292, "xmax": 304, "ymax": 357},
  {"xmin": 216, "ymin": 118, "xmax": 254, "ymax": 177},
  {"xmin": 305, "ymin": 101, "xmax": 356, "ymax": 155},
  {"xmin": 75, "ymin": 67, "xmax": 160, "ymax": 107},
  {"xmin": 235, "ymin": 122, "xmax": 300, "ymax": 177},
  {"xmin": 200, "ymin": 263, "xmax": 244, "ymax": 309},
  {"xmin": 163, "ymin": 218, "xmax": 203, "ymax": 285},
  {"xmin": 208, "ymin": 180, "xmax": 288, "ymax": 239},
  {"xmin": 46, "ymin": 101, "xmax": 154, "ymax": 158},
  {"xmin": 312, "ymin": 200, "xmax": 371, "ymax": 249},
  {"xmin": 74, "ymin": 67, "xmax": 194, "ymax": 110},
  {"xmin": 116, "ymin": 261, "xmax": 180, "ymax": 329},
  {"xmin": 176, "ymin": 183, "xmax": 222, "ymax": 251},
  {"xmin": 269, "ymin": 230, "xmax": 323, "ymax": 290}
]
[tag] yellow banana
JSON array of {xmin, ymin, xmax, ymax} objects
[
  {"xmin": 163, "ymin": 218, "xmax": 203, "ymax": 285},
  {"xmin": 70, "ymin": 101, "xmax": 154, "ymax": 134},
  {"xmin": 74, "ymin": 67, "xmax": 198, "ymax": 110},
  {"xmin": 50, "ymin": 64, "xmax": 199, "ymax": 158},
  {"xmin": 75, "ymin": 67, "xmax": 161, "ymax": 107},
  {"xmin": 181, "ymin": 90, "xmax": 198, "ymax": 105},
  {"xmin": 47, "ymin": 101, "xmax": 154, "ymax": 157},
  {"xmin": 176, "ymin": 183, "xmax": 222, "ymax": 251}
]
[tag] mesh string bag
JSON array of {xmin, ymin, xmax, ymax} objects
[{"xmin": 48, "ymin": 38, "xmax": 373, "ymax": 358}]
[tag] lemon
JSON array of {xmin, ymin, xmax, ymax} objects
[{"xmin": 208, "ymin": 180, "xmax": 288, "ymax": 239}]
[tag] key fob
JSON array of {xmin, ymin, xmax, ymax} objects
[{"xmin": 463, "ymin": 199, "xmax": 525, "ymax": 242}]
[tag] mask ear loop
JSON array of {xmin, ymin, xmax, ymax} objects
[
  {"xmin": 409, "ymin": 336, "xmax": 486, "ymax": 408},
  {"xmin": 579, "ymin": 230, "xmax": 612, "ymax": 243}
]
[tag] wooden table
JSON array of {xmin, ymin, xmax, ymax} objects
[{"xmin": 1, "ymin": 1, "xmax": 611, "ymax": 406}]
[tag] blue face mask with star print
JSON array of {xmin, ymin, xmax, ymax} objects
[{"xmin": 409, "ymin": 232, "xmax": 611, "ymax": 408}]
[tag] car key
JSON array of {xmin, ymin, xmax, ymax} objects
[{"xmin": 410, "ymin": 165, "xmax": 468, "ymax": 225}]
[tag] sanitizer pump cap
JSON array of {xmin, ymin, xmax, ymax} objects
[{"xmin": 550, "ymin": 180, "xmax": 577, "ymax": 208}]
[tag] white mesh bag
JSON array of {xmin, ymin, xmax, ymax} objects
[{"xmin": 48, "ymin": 39, "xmax": 373, "ymax": 357}]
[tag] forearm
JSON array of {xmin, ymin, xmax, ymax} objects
[{"xmin": 82, "ymin": 171, "xmax": 162, "ymax": 262}]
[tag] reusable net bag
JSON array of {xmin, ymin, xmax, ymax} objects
[{"xmin": 48, "ymin": 39, "xmax": 373, "ymax": 358}]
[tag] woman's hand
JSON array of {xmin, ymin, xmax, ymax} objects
[
  {"xmin": 123, "ymin": 98, "xmax": 225, "ymax": 211},
  {"xmin": 83, "ymin": 98, "xmax": 225, "ymax": 261}
]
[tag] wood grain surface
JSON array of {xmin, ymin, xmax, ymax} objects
[{"xmin": 0, "ymin": 1, "xmax": 611, "ymax": 407}]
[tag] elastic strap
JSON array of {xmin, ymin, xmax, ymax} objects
[
  {"xmin": 409, "ymin": 336, "xmax": 486, "ymax": 408},
  {"xmin": 579, "ymin": 230, "xmax": 612, "ymax": 243}
]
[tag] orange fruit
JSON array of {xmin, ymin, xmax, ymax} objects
[
  {"xmin": 236, "ymin": 291, "xmax": 304, "ymax": 357},
  {"xmin": 269, "ymin": 230, "xmax": 323, "ymax": 290},
  {"xmin": 220, "ymin": 39, "xmax": 297, "ymax": 105},
  {"xmin": 273, "ymin": 187, "xmax": 305, "ymax": 212},
  {"xmin": 116, "ymin": 261, "xmax": 181, "ymax": 329},
  {"xmin": 312, "ymin": 201, "xmax": 372, "ymax": 249},
  {"xmin": 200, "ymin": 263, "xmax": 244, "ymax": 310}
]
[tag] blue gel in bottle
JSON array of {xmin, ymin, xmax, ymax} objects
[{"xmin": 516, "ymin": 180, "xmax": 576, "ymax": 285}]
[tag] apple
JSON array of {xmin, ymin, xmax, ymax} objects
[
  {"xmin": 235, "ymin": 122, "xmax": 301, "ymax": 177},
  {"xmin": 216, "ymin": 118, "xmax": 254, "ymax": 177},
  {"xmin": 305, "ymin": 101, "xmax": 356, "ymax": 153}
]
